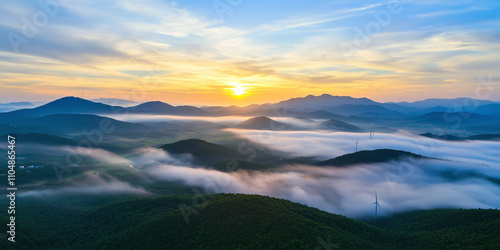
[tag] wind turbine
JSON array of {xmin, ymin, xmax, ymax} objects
[{"xmin": 372, "ymin": 191, "xmax": 381, "ymax": 219}]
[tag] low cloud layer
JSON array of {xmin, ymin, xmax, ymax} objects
[
  {"xmin": 142, "ymin": 129, "xmax": 500, "ymax": 217},
  {"xmin": 227, "ymin": 129, "xmax": 500, "ymax": 166},
  {"xmin": 148, "ymin": 158, "xmax": 500, "ymax": 218},
  {"xmin": 107, "ymin": 114, "xmax": 252, "ymax": 127},
  {"xmin": 106, "ymin": 114, "xmax": 322, "ymax": 131},
  {"xmin": 19, "ymin": 175, "xmax": 149, "ymax": 197}
]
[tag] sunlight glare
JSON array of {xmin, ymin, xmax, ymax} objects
[{"xmin": 231, "ymin": 84, "xmax": 246, "ymax": 96}]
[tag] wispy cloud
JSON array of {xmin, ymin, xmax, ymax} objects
[
  {"xmin": 19, "ymin": 175, "xmax": 150, "ymax": 197},
  {"xmin": 258, "ymin": 2, "xmax": 389, "ymax": 32},
  {"xmin": 412, "ymin": 7, "xmax": 488, "ymax": 18}
]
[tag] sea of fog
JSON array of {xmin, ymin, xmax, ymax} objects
[{"xmin": 18, "ymin": 124, "xmax": 500, "ymax": 218}]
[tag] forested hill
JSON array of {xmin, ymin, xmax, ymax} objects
[
  {"xmin": 316, "ymin": 149, "xmax": 428, "ymax": 167},
  {"xmin": 374, "ymin": 208, "xmax": 500, "ymax": 249},
  {"xmin": 1, "ymin": 194, "xmax": 498, "ymax": 249}
]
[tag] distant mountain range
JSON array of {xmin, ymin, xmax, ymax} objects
[
  {"xmin": 0, "ymin": 97, "xmax": 127, "ymax": 120},
  {"xmin": 0, "ymin": 97, "xmax": 207, "ymax": 120},
  {"xmin": 392, "ymin": 98, "xmax": 498, "ymax": 109},
  {"xmin": 273, "ymin": 94, "xmax": 378, "ymax": 110},
  {"xmin": 0, "ymin": 102, "xmax": 37, "ymax": 112},
  {"xmin": 1, "ymin": 94, "xmax": 499, "ymax": 135},
  {"xmin": 131, "ymin": 101, "xmax": 207, "ymax": 116},
  {"xmin": 199, "ymin": 94, "xmax": 500, "ymax": 120},
  {"xmin": 2, "ymin": 94, "xmax": 499, "ymax": 118}
]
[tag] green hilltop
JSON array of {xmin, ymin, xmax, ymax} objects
[
  {"xmin": 1, "ymin": 194, "xmax": 498, "ymax": 249},
  {"xmin": 316, "ymin": 149, "xmax": 428, "ymax": 167}
]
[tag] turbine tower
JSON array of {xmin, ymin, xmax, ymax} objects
[{"xmin": 372, "ymin": 191, "xmax": 381, "ymax": 219}]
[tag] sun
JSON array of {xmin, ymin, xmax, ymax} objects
[{"xmin": 231, "ymin": 84, "xmax": 246, "ymax": 96}]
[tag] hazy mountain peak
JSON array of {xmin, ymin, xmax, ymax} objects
[
  {"xmin": 237, "ymin": 116, "xmax": 286, "ymax": 130},
  {"xmin": 131, "ymin": 101, "xmax": 173, "ymax": 110},
  {"xmin": 138, "ymin": 101, "xmax": 172, "ymax": 106},
  {"xmin": 53, "ymin": 96, "xmax": 85, "ymax": 102},
  {"xmin": 91, "ymin": 98, "xmax": 138, "ymax": 107},
  {"xmin": 320, "ymin": 119, "xmax": 362, "ymax": 132},
  {"xmin": 0, "ymin": 96, "xmax": 126, "ymax": 119},
  {"xmin": 275, "ymin": 94, "xmax": 378, "ymax": 111},
  {"xmin": 0, "ymin": 101, "xmax": 34, "ymax": 106},
  {"xmin": 41, "ymin": 96, "xmax": 114, "ymax": 109},
  {"xmin": 396, "ymin": 97, "xmax": 497, "ymax": 109}
]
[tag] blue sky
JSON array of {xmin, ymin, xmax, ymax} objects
[{"xmin": 0, "ymin": 0, "xmax": 499, "ymax": 105}]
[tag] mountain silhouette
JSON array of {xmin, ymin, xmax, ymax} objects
[
  {"xmin": 0, "ymin": 96, "xmax": 126, "ymax": 120},
  {"xmin": 0, "ymin": 97, "xmax": 211, "ymax": 120},
  {"xmin": 12, "ymin": 114, "xmax": 147, "ymax": 134},
  {"xmin": 131, "ymin": 101, "xmax": 174, "ymax": 112},
  {"xmin": 130, "ymin": 101, "xmax": 207, "ymax": 115},
  {"xmin": 274, "ymin": 93, "xmax": 379, "ymax": 110},
  {"xmin": 316, "ymin": 149, "xmax": 427, "ymax": 167},
  {"xmin": 237, "ymin": 116, "xmax": 287, "ymax": 130},
  {"xmin": 395, "ymin": 98, "xmax": 496, "ymax": 109}
]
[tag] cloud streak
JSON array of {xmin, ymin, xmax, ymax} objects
[{"xmin": 19, "ymin": 175, "xmax": 150, "ymax": 197}]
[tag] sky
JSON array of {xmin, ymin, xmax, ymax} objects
[{"xmin": 0, "ymin": 0, "xmax": 499, "ymax": 106}]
